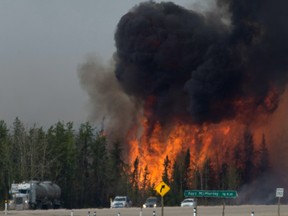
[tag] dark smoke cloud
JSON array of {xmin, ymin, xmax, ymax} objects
[{"xmin": 114, "ymin": 0, "xmax": 288, "ymax": 125}]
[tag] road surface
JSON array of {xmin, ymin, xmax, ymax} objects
[{"xmin": 3, "ymin": 205, "xmax": 288, "ymax": 216}]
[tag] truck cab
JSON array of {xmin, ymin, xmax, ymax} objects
[{"xmin": 8, "ymin": 182, "xmax": 30, "ymax": 210}]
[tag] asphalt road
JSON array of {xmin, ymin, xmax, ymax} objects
[{"xmin": 3, "ymin": 205, "xmax": 288, "ymax": 216}]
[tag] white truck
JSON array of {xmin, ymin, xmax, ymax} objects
[
  {"xmin": 9, "ymin": 181, "xmax": 61, "ymax": 210},
  {"xmin": 9, "ymin": 182, "xmax": 30, "ymax": 210}
]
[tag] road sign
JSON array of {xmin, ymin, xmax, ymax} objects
[
  {"xmin": 184, "ymin": 190, "xmax": 238, "ymax": 198},
  {"xmin": 276, "ymin": 188, "xmax": 284, "ymax": 197},
  {"xmin": 155, "ymin": 181, "xmax": 170, "ymax": 196}
]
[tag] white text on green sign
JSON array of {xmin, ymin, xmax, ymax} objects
[{"xmin": 184, "ymin": 190, "xmax": 238, "ymax": 198}]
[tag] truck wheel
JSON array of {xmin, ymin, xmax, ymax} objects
[{"xmin": 29, "ymin": 203, "xmax": 37, "ymax": 210}]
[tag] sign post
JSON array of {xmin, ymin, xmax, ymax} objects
[
  {"xmin": 155, "ymin": 181, "xmax": 170, "ymax": 216},
  {"xmin": 222, "ymin": 199, "xmax": 225, "ymax": 216},
  {"xmin": 276, "ymin": 188, "xmax": 284, "ymax": 216}
]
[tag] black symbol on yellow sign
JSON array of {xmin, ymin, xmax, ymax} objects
[
  {"xmin": 155, "ymin": 181, "xmax": 170, "ymax": 196},
  {"xmin": 160, "ymin": 185, "xmax": 165, "ymax": 193}
]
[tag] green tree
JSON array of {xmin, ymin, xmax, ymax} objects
[
  {"xmin": 58, "ymin": 122, "xmax": 76, "ymax": 208},
  {"xmin": 90, "ymin": 130, "xmax": 110, "ymax": 207},
  {"xmin": 107, "ymin": 140, "xmax": 128, "ymax": 198},
  {"xmin": 27, "ymin": 125, "xmax": 48, "ymax": 180},
  {"xmin": 0, "ymin": 120, "xmax": 11, "ymax": 202},
  {"xmin": 74, "ymin": 122, "xmax": 94, "ymax": 208},
  {"xmin": 11, "ymin": 117, "xmax": 28, "ymax": 181}
]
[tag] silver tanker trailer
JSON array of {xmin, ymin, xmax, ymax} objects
[{"xmin": 29, "ymin": 181, "xmax": 61, "ymax": 209}]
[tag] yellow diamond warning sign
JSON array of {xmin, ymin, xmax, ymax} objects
[{"xmin": 155, "ymin": 181, "xmax": 170, "ymax": 196}]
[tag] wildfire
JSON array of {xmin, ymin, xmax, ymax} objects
[
  {"xmin": 77, "ymin": 0, "xmax": 288, "ymax": 202},
  {"xmin": 127, "ymin": 112, "xmax": 249, "ymax": 185},
  {"xmin": 124, "ymin": 89, "xmax": 274, "ymax": 185}
]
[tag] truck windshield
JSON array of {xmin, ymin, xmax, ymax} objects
[{"xmin": 18, "ymin": 189, "xmax": 29, "ymax": 194}]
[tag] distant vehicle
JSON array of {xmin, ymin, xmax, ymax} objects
[
  {"xmin": 180, "ymin": 198, "xmax": 197, "ymax": 207},
  {"xmin": 142, "ymin": 196, "xmax": 159, "ymax": 208},
  {"xmin": 111, "ymin": 196, "xmax": 132, "ymax": 208}
]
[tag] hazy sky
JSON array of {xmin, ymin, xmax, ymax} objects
[{"xmin": 0, "ymin": 0, "xmax": 207, "ymax": 127}]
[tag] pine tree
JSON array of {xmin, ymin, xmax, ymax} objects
[
  {"xmin": 74, "ymin": 122, "xmax": 94, "ymax": 207},
  {"xmin": 107, "ymin": 140, "xmax": 127, "ymax": 197},
  {"xmin": 162, "ymin": 155, "xmax": 171, "ymax": 184},
  {"xmin": 130, "ymin": 157, "xmax": 140, "ymax": 206},
  {"xmin": 11, "ymin": 117, "xmax": 28, "ymax": 181},
  {"xmin": 170, "ymin": 160, "xmax": 182, "ymax": 205},
  {"xmin": 141, "ymin": 165, "xmax": 150, "ymax": 192},
  {"xmin": 27, "ymin": 125, "xmax": 48, "ymax": 180},
  {"xmin": 242, "ymin": 128, "xmax": 255, "ymax": 183},
  {"xmin": 227, "ymin": 164, "xmax": 240, "ymax": 190},
  {"xmin": 219, "ymin": 162, "xmax": 228, "ymax": 189},
  {"xmin": 256, "ymin": 134, "xmax": 270, "ymax": 175},
  {"xmin": 0, "ymin": 120, "xmax": 10, "ymax": 201},
  {"xmin": 91, "ymin": 130, "xmax": 109, "ymax": 207},
  {"xmin": 202, "ymin": 158, "xmax": 216, "ymax": 190},
  {"xmin": 182, "ymin": 149, "xmax": 191, "ymax": 190}
]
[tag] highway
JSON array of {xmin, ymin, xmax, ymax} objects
[{"xmin": 4, "ymin": 205, "xmax": 288, "ymax": 216}]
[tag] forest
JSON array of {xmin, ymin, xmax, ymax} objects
[{"xmin": 0, "ymin": 118, "xmax": 270, "ymax": 208}]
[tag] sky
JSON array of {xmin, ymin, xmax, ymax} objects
[{"xmin": 0, "ymin": 0, "xmax": 210, "ymax": 127}]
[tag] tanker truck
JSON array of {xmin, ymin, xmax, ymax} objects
[{"xmin": 9, "ymin": 181, "xmax": 61, "ymax": 210}]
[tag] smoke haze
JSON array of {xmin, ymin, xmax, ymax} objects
[{"xmin": 78, "ymin": 56, "xmax": 138, "ymax": 141}]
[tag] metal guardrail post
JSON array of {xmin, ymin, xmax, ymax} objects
[
  {"xmin": 4, "ymin": 200, "xmax": 7, "ymax": 216},
  {"xmin": 193, "ymin": 207, "xmax": 197, "ymax": 216}
]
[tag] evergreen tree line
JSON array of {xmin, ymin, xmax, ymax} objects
[{"xmin": 0, "ymin": 118, "xmax": 270, "ymax": 208}]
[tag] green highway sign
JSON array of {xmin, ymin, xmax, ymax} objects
[{"xmin": 184, "ymin": 190, "xmax": 238, "ymax": 198}]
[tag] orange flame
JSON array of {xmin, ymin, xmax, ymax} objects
[
  {"xmin": 126, "ymin": 114, "xmax": 248, "ymax": 185},
  {"xmin": 124, "ymin": 90, "xmax": 281, "ymax": 185}
]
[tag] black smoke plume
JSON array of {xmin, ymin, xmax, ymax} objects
[{"xmin": 114, "ymin": 0, "xmax": 288, "ymax": 125}]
